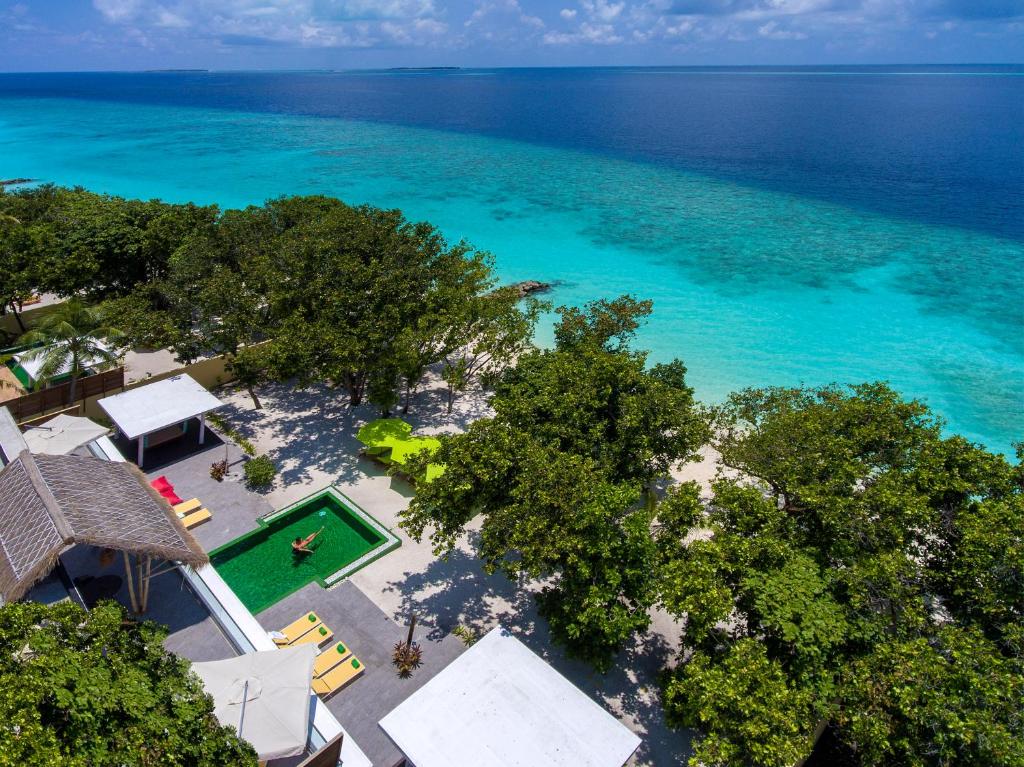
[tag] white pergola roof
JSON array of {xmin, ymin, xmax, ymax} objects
[
  {"xmin": 379, "ymin": 627, "xmax": 641, "ymax": 767},
  {"xmin": 23, "ymin": 414, "xmax": 110, "ymax": 455},
  {"xmin": 192, "ymin": 645, "xmax": 317, "ymax": 761},
  {"xmin": 97, "ymin": 374, "xmax": 223, "ymax": 440}
]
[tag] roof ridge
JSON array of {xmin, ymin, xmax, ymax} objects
[{"xmin": 16, "ymin": 451, "xmax": 74, "ymax": 542}]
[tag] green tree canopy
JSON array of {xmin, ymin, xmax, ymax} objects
[
  {"xmin": 0, "ymin": 185, "xmax": 215, "ymax": 300},
  {"xmin": 402, "ymin": 297, "xmax": 709, "ymax": 668},
  {"xmin": 656, "ymin": 383, "xmax": 1024, "ymax": 767},
  {"xmin": 0, "ymin": 600, "xmax": 257, "ymax": 767},
  {"xmin": 259, "ymin": 197, "xmax": 505, "ymax": 410}
]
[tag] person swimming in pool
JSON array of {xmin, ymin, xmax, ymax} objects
[{"xmin": 292, "ymin": 527, "xmax": 324, "ymax": 554}]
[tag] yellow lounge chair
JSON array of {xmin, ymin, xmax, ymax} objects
[
  {"xmin": 173, "ymin": 498, "xmax": 202, "ymax": 515},
  {"xmin": 312, "ymin": 655, "xmax": 364, "ymax": 698},
  {"xmin": 180, "ymin": 509, "xmax": 211, "ymax": 529},
  {"xmin": 313, "ymin": 641, "xmax": 353, "ymax": 678},
  {"xmin": 273, "ymin": 612, "xmax": 322, "ymax": 646},
  {"xmin": 291, "ymin": 623, "xmax": 333, "ymax": 648}
]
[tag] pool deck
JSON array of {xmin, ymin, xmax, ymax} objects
[
  {"xmin": 126, "ymin": 423, "xmax": 277, "ymax": 551},
  {"xmin": 106, "ymin": 419, "xmax": 462, "ymax": 766},
  {"xmin": 255, "ymin": 580, "xmax": 467, "ymax": 767}
]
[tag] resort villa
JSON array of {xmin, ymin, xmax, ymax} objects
[{"xmin": 0, "ymin": 370, "xmax": 643, "ymax": 767}]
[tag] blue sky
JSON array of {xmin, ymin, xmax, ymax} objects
[{"xmin": 1, "ymin": 0, "xmax": 1021, "ymax": 70}]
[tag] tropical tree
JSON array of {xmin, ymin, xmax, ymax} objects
[
  {"xmin": 17, "ymin": 298, "xmax": 123, "ymax": 401},
  {"xmin": 655, "ymin": 383, "xmax": 1024, "ymax": 767},
  {"xmin": 402, "ymin": 297, "xmax": 709, "ymax": 668},
  {"xmin": 0, "ymin": 600, "xmax": 257, "ymax": 767},
  {"xmin": 0, "ymin": 214, "xmax": 48, "ymax": 332},
  {"xmin": 439, "ymin": 287, "xmax": 543, "ymax": 413},
  {"xmin": 261, "ymin": 197, "xmax": 503, "ymax": 411}
]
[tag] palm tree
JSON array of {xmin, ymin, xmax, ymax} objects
[{"xmin": 18, "ymin": 299, "xmax": 123, "ymax": 402}]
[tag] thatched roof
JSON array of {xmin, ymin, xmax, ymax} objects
[{"xmin": 0, "ymin": 450, "xmax": 207, "ymax": 603}]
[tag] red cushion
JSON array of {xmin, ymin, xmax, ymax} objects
[
  {"xmin": 162, "ymin": 491, "xmax": 184, "ymax": 507},
  {"xmin": 151, "ymin": 476, "xmax": 171, "ymax": 492}
]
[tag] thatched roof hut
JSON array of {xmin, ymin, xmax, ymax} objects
[{"xmin": 0, "ymin": 450, "xmax": 207, "ymax": 609}]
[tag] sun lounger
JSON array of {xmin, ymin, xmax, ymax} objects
[
  {"xmin": 180, "ymin": 508, "xmax": 211, "ymax": 529},
  {"xmin": 311, "ymin": 655, "xmax": 364, "ymax": 698},
  {"xmin": 173, "ymin": 498, "xmax": 202, "ymax": 515},
  {"xmin": 313, "ymin": 641, "xmax": 353, "ymax": 678},
  {"xmin": 290, "ymin": 623, "xmax": 333, "ymax": 648},
  {"xmin": 273, "ymin": 612, "xmax": 323, "ymax": 646}
]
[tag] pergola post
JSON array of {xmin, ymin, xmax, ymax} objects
[
  {"xmin": 123, "ymin": 551, "xmax": 156, "ymax": 613},
  {"xmin": 199, "ymin": 413, "xmax": 206, "ymax": 444},
  {"xmin": 123, "ymin": 551, "xmax": 140, "ymax": 613},
  {"xmin": 137, "ymin": 436, "xmax": 144, "ymax": 467}
]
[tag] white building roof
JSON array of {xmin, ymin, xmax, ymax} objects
[
  {"xmin": 97, "ymin": 374, "xmax": 224, "ymax": 439},
  {"xmin": 379, "ymin": 627, "xmax": 641, "ymax": 767}
]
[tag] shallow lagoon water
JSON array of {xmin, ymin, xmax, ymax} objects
[{"xmin": 1, "ymin": 90, "xmax": 1021, "ymax": 454}]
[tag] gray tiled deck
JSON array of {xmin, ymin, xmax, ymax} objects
[
  {"xmin": 113, "ymin": 423, "xmax": 275, "ymax": 551},
  {"xmin": 256, "ymin": 580, "xmax": 467, "ymax": 767}
]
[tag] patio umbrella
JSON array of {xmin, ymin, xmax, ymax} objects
[
  {"xmin": 423, "ymin": 462, "xmax": 446, "ymax": 483},
  {"xmin": 356, "ymin": 418, "xmax": 413, "ymax": 449},
  {"xmin": 388, "ymin": 435, "xmax": 441, "ymax": 467},
  {"xmin": 22, "ymin": 414, "xmax": 110, "ymax": 455},
  {"xmin": 192, "ymin": 645, "xmax": 317, "ymax": 760}
]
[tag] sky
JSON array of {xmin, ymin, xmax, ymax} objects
[{"xmin": 0, "ymin": 0, "xmax": 1021, "ymax": 71}]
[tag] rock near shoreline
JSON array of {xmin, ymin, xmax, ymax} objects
[{"xmin": 508, "ymin": 280, "xmax": 553, "ymax": 298}]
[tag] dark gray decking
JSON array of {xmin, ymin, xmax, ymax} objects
[
  {"xmin": 115, "ymin": 424, "xmax": 276, "ymax": 551},
  {"xmin": 256, "ymin": 580, "xmax": 467, "ymax": 767}
]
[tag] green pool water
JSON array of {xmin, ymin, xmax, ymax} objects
[{"xmin": 210, "ymin": 489, "xmax": 399, "ymax": 614}]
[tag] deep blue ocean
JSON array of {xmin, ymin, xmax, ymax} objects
[{"xmin": 1, "ymin": 67, "xmax": 1022, "ymax": 453}]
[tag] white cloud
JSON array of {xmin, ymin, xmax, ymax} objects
[
  {"xmin": 560, "ymin": 8, "xmax": 577, "ymax": 19},
  {"xmin": 89, "ymin": 0, "xmax": 448, "ymax": 49},
  {"xmin": 155, "ymin": 7, "xmax": 190, "ymax": 28},
  {"xmin": 543, "ymin": 21, "xmax": 623, "ymax": 44},
  {"xmin": 93, "ymin": 0, "xmax": 143, "ymax": 22},
  {"xmin": 467, "ymin": 0, "xmax": 545, "ymax": 29},
  {"xmin": 757, "ymin": 19, "xmax": 807, "ymax": 38},
  {"xmin": 581, "ymin": 0, "xmax": 625, "ymax": 22}
]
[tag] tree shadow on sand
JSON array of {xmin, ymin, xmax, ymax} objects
[
  {"xmin": 216, "ymin": 372, "xmax": 494, "ymax": 491},
  {"xmin": 381, "ymin": 532, "xmax": 695, "ymax": 766}
]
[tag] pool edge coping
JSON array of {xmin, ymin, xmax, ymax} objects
[{"xmin": 208, "ymin": 485, "xmax": 401, "ymax": 612}]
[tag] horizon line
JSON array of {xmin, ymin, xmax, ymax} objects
[{"xmin": 1, "ymin": 62, "xmax": 1022, "ymax": 76}]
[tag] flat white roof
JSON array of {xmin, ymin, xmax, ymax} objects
[
  {"xmin": 97, "ymin": 374, "xmax": 224, "ymax": 440},
  {"xmin": 379, "ymin": 627, "xmax": 641, "ymax": 767}
]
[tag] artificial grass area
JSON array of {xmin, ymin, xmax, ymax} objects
[{"xmin": 210, "ymin": 492, "xmax": 389, "ymax": 614}]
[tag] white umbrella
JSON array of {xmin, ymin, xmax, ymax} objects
[
  {"xmin": 23, "ymin": 414, "xmax": 110, "ymax": 455},
  {"xmin": 192, "ymin": 645, "xmax": 316, "ymax": 760}
]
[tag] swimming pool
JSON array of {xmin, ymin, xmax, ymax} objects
[{"xmin": 209, "ymin": 487, "xmax": 400, "ymax": 614}]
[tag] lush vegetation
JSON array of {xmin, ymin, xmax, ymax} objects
[
  {"xmin": 401, "ymin": 299, "xmax": 1023, "ymax": 764},
  {"xmin": 655, "ymin": 384, "xmax": 1023, "ymax": 767},
  {"xmin": 401, "ymin": 297, "xmax": 711, "ymax": 669},
  {"xmin": 0, "ymin": 600, "xmax": 257, "ymax": 767},
  {"xmin": 0, "ymin": 186, "xmax": 538, "ymax": 412},
  {"xmin": 243, "ymin": 454, "xmax": 278, "ymax": 490}
]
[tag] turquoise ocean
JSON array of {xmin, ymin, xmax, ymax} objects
[{"xmin": 1, "ymin": 70, "xmax": 1021, "ymax": 454}]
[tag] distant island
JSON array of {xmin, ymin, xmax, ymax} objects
[{"xmin": 387, "ymin": 67, "xmax": 461, "ymax": 72}]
